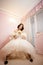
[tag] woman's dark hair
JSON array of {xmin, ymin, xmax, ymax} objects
[{"xmin": 17, "ymin": 23, "xmax": 24, "ymax": 31}]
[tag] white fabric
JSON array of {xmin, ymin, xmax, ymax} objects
[{"xmin": 1, "ymin": 31, "xmax": 35, "ymax": 56}]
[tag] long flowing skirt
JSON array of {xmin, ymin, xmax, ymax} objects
[
  {"xmin": 2, "ymin": 38, "xmax": 35, "ymax": 54},
  {"xmin": 0, "ymin": 38, "xmax": 35, "ymax": 60}
]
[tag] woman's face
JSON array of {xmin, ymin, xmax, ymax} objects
[{"xmin": 18, "ymin": 25, "xmax": 23, "ymax": 30}]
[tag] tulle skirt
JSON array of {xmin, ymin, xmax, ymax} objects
[{"xmin": 1, "ymin": 38, "xmax": 35, "ymax": 56}]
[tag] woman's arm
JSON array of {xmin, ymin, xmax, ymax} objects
[
  {"xmin": 22, "ymin": 36, "xmax": 26, "ymax": 39},
  {"xmin": 9, "ymin": 35, "xmax": 13, "ymax": 40},
  {"xmin": 9, "ymin": 30, "xmax": 18, "ymax": 40},
  {"xmin": 21, "ymin": 32, "xmax": 27, "ymax": 40}
]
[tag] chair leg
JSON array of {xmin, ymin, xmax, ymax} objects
[
  {"xmin": 4, "ymin": 60, "xmax": 8, "ymax": 65},
  {"xmin": 4, "ymin": 56, "xmax": 9, "ymax": 65},
  {"xmin": 26, "ymin": 53, "xmax": 33, "ymax": 62}
]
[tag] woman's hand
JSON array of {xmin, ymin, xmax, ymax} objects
[
  {"xmin": 9, "ymin": 35, "xmax": 13, "ymax": 40},
  {"xmin": 9, "ymin": 35, "xmax": 17, "ymax": 40},
  {"xmin": 13, "ymin": 35, "xmax": 17, "ymax": 39}
]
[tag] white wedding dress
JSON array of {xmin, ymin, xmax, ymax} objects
[{"xmin": 1, "ymin": 31, "xmax": 35, "ymax": 57}]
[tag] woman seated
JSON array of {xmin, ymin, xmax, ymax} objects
[{"xmin": 4, "ymin": 23, "xmax": 34, "ymax": 64}]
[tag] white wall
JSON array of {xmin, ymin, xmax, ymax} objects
[{"xmin": 0, "ymin": 11, "xmax": 20, "ymax": 47}]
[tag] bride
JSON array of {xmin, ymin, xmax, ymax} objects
[{"xmin": 3, "ymin": 23, "xmax": 35, "ymax": 64}]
